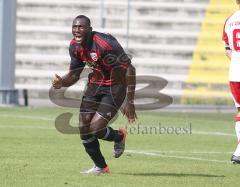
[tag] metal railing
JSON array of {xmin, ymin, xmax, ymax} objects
[{"xmin": 99, "ymin": 0, "xmax": 131, "ymax": 52}]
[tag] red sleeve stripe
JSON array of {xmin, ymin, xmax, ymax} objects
[
  {"xmin": 93, "ymin": 34, "xmax": 112, "ymax": 50},
  {"xmin": 222, "ymin": 31, "xmax": 229, "ymax": 45},
  {"xmin": 222, "ymin": 19, "xmax": 229, "ymax": 44},
  {"xmin": 222, "ymin": 14, "xmax": 233, "ymax": 44}
]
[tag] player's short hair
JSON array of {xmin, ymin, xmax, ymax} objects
[{"xmin": 74, "ymin": 15, "xmax": 91, "ymax": 26}]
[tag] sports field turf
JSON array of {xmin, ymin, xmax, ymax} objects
[{"xmin": 0, "ymin": 107, "xmax": 239, "ymax": 187}]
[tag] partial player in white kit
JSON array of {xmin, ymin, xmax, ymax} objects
[{"xmin": 222, "ymin": 0, "xmax": 240, "ymax": 164}]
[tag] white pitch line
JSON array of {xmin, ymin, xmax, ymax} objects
[
  {"xmin": 125, "ymin": 150, "xmax": 230, "ymax": 163},
  {"xmin": 139, "ymin": 150, "xmax": 233, "ymax": 154},
  {"xmin": 193, "ymin": 131, "xmax": 235, "ymax": 137}
]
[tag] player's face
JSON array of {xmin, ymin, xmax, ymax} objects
[{"xmin": 72, "ymin": 18, "xmax": 92, "ymax": 45}]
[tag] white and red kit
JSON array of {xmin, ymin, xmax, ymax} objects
[{"xmin": 223, "ymin": 10, "xmax": 240, "ymax": 107}]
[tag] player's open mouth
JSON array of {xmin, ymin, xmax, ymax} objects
[{"xmin": 74, "ymin": 35, "xmax": 83, "ymax": 43}]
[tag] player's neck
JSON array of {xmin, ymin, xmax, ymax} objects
[{"xmin": 81, "ymin": 33, "xmax": 92, "ymax": 49}]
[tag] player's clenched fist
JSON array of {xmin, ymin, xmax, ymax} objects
[{"xmin": 52, "ymin": 74, "xmax": 63, "ymax": 89}]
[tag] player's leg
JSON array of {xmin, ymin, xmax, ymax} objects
[
  {"xmin": 90, "ymin": 84, "xmax": 127, "ymax": 158},
  {"xmin": 89, "ymin": 112, "xmax": 125, "ymax": 143},
  {"xmin": 79, "ymin": 87, "xmax": 109, "ymax": 173},
  {"xmin": 79, "ymin": 112, "xmax": 108, "ymax": 169},
  {"xmin": 89, "ymin": 110, "xmax": 127, "ymax": 158},
  {"xmin": 229, "ymin": 82, "xmax": 240, "ymax": 164},
  {"xmin": 88, "ymin": 84, "xmax": 126, "ymax": 140},
  {"xmin": 231, "ymin": 107, "xmax": 240, "ymax": 164}
]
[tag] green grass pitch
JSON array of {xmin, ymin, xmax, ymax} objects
[{"xmin": 0, "ymin": 107, "xmax": 239, "ymax": 187}]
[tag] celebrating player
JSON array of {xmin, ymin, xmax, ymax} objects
[
  {"xmin": 52, "ymin": 15, "xmax": 137, "ymax": 173},
  {"xmin": 222, "ymin": 0, "xmax": 240, "ymax": 164}
]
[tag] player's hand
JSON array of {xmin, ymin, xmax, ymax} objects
[
  {"xmin": 121, "ymin": 101, "xmax": 137, "ymax": 124},
  {"xmin": 52, "ymin": 74, "xmax": 63, "ymax": 89}
]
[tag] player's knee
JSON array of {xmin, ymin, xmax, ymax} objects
[
  {"xmin": 79, "ymin": 124, "xmax": 91, "ymax": 137},
  {"xmin": 80, "ymin": 113, "xmax": 92, "ymax": 124},
  {"xmin": 79, "ymin": 113, "xmax": 93, "ymax": 133},
  {"xmin": 89, "ymin": 114, "xmax": 108, "ymax": 134}
]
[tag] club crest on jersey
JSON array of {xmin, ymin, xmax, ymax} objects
[{"xmin": 90, "ymin": 52, "xmax": 98, "ymax": 61}]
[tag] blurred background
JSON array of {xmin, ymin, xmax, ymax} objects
[{"xmin": 0, "ymin": 0, "xmax": 237, "ymax": 110}]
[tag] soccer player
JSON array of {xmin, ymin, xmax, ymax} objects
[
  {"xmin": 52, "ymin": 15, "xmax": 137, "ymax": 173},
  {"xmin": 223, "ymin": 0, "xmax": 240, "ymax": 164}
]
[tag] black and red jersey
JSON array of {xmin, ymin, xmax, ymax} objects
[{"xmin": 69, "ymin": 31, "xmax": 131, "ymax": 86}]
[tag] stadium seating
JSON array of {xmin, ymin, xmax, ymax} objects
[
  {"xmin": 15, "ymin": 0, "xmax": 234, "ymax": 105},
  {"xmin": 182, "ymin": 0, "xmax": 236, "ymax": 104}
]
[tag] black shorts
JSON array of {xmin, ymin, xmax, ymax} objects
[{"xmin": 80, "ymin": 84, "xmax": 127, "ymax": 121}]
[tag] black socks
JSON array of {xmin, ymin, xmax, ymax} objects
[{"xmin": 82, "ymin": 135, "xmax": 107, "ymax": 168}]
